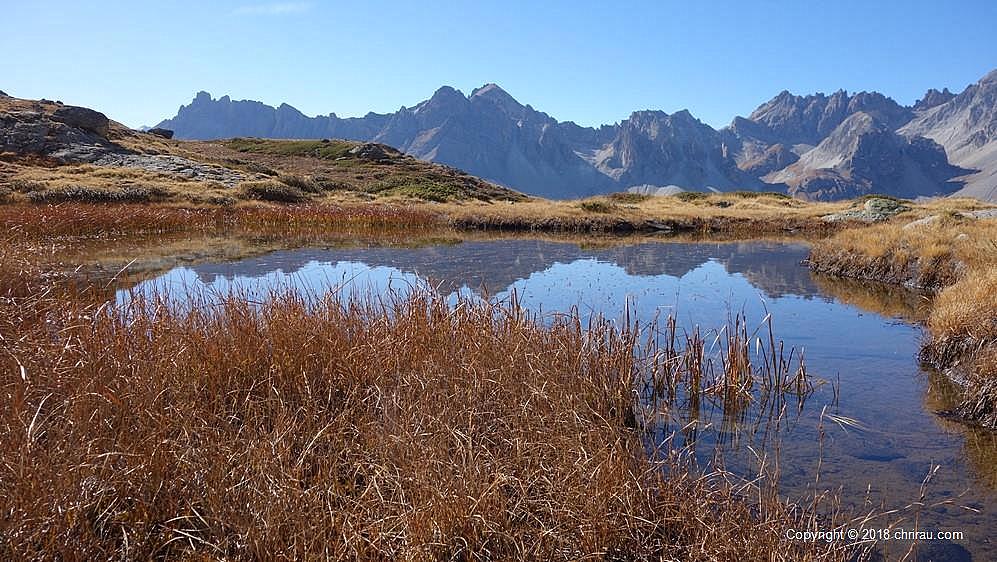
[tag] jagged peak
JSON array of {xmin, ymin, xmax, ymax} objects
[
  {"xmin": 470, "ymin": 83, "xmax": 524, "ymax": 111},
  {"xmin": 913, "ymin": 87, "xmax": 956, "ymax": 112},
  {"xmin": 430, "ymin": 85, "xmax": 465, "ymax": 100},
  {"xmin": 981, "ymin": 68, "xmax": 997, "ymax": 84},
  {"xmin": 470, "ymin": 83, "xmax": 508, "ymax": 97},
  {"xmin": 194, "ymin": 91, "xmax": 213, "ymax": 103},
  {"xmin": 628, "ymin": 109, "xmax": 668, "ymax": 119}
]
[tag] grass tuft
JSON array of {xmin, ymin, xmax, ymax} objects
[
  {"xmin": 579, "ymin": 200, "xmax": 618, "ymax": 213},
  {"xmin": 238, "ymin": 180, "xmax": 309, "ymax": 203}
]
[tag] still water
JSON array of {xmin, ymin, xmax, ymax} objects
[{"xmin": 118, "ymin": 239, "xmax": 995, "ymax": 560}]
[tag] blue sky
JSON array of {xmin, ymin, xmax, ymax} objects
[{"xmin": 3, "ymin": 1, "xmax": 996, "ymax": 129}]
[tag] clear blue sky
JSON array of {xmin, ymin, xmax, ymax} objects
[{"xmin": 3, "ymin": 1, "xmax": 996, "ymax": 129}]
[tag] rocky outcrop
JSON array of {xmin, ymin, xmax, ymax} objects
[
  {"xmin": 821, "ymin": 197, "xmax": 911, "ymax": 222},
  {"xmin": 913, "ymin": 88, "xmax": 956, "ymax": 112},
  {"xmin": 0, "ymin": 97, "xmax": 245, "ymax": 186},
  {"xmin": 147, "ymin": 127, "xmax": 174, "ymax": 139},
  {"xmin": 348, "ymin": 142, "xmax": 400, "ymax": 162},
  {"xmin": 1, "ymin": 101, "xmax": 120, "ymax": 162},
  {"xmin": 92, "ymin": 154, "xmax": 246, "ymax": 186},
  {"xmin": 51, "ymin": 106, "xmax": 110, "ymax": 137}
]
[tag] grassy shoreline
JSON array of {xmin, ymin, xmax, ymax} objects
[{"xmin": 808, "ymin": 218, "xmax": 997, "ymax": 428}]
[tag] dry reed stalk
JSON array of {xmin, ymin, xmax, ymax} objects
[{"xmin": 0, "ymin": 245, "xmax": 862, "ymax": 560}]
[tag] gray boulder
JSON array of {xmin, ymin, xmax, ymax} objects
[
  {"xmin": 822, "ymin": 197, "xmax": 911, "ymax": 222},
  {"xmin": 962, "ymin": 208, "xmax": 997, "ymax": 220},
  {"xmin": 902, "ymin": 215, "xmax": 941, "ymax": 230},
  {"xmin": 51, "ymin": 105, "xmax": 110, "ymax": 137},
  {"xmin": 348, "ymin": 142, "xmax": 400, "ymax": 161},
  {"xmin": 1, "ymin": 107, "xmax": 118, "ymax": 162}
]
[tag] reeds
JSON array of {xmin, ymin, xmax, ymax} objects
[
  {"xmin": 635, "ymin": 311, "xmax": 819, "ymax": 452},
  {"xmin": 0, "ymin": 247, "xmax": 857, "ymax": 560}
]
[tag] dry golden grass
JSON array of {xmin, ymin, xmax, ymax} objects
[
  {"xmin": 809, "ymin": 215, "xmax": 997, "ymax": 427},
  {"xmin": 810, "ymin": 214, "xmax": 997, "ymax": 287},
  {"xmin": 0, "ymin": 237, "xmax": 862, "ymax": 561}
]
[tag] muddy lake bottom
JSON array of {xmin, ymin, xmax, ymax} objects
[{"xmin": 108, "ymin": 237, "xmax": 995, "ymax": 560}]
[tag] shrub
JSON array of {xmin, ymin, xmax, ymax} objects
[
  {"xmin": 245, "ymin": 162, "xmax": 279, "ymax": 176},
  {"xmin": 365, "ymin": 177, "xmax": 466, "ymax": 202},
  {"xmin": 9, "ymin": 179, "xmax": 47, "ymax": 193},
  {"xmin": 672, "ymin": 191, "xmax": 709, "ymax": 202},
  {"xmin": 278, "ymin": 174, "xmax": 323, "ymax": 194},
  {"xmin": 26, "ymin": 185, "xmax": 170, "ymax": 204},
  {"xmin": 313, "ymin": 176, "xmax": 356, "ymax": 191},
  {"xmin": 579, "ymin": 200, "xmax": 618, "ymax": 213},
  {"xmin": 854, "ymin": 193, "xmax": 912, "ymax": 205},
  {"xmin": 729, "ymin": 190, "xmax": 792, "ymax": 200},
  {"xmin": 238, "ymin": 180, "xmax": 308, "ymax": 203},
  {"xmin": 186, "ymin": 193, "xmax": 237, "ymax": 206},
  {"xmin": 607, "ymin": 192, "xmax": 650, "ymax": 204},
  {"xmin": 225, "ymin": 138, "xmax": 356, "ymax": 160}
]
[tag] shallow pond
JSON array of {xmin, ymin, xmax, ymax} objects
[{"xmin": 117, "ymin": 238, "xmax": 996, "ymax": 560}]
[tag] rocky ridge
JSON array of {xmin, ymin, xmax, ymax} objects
[{"xmin": 156, "ymin": 69, "xmax": 997, "ymax": 201}]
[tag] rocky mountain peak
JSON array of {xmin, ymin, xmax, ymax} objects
[
  {"xmin": 429, "ymin": 85, "xmax": 464, "ymax": 102},
  {"xmin": 470, "ymin": 83, "xmax": 510, "ymax": 100},
  {"xmin": 744, "ymin": 88, "xmax": 910, "ymax": 147},
  {"xmin": 913, "ymin": 88, "xmax": 956, "ymax": 112},
  {"xmin": 415, "ymin": 86, "xmax": 468, "ymax": 114},
  {"xmin": 469, "ymin": 83, "xmax": 528, "ymax": 118}
]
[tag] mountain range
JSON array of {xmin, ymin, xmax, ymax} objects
[{"xmin": 156, "ymin": 69, "xmax": 997, "ymax": 201}]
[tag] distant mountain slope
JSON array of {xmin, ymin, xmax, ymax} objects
[
  {"xmin": 765, "ymin": 112, "xmax": 964, "ymax": 200},
  {"xmin": 158, "ymin": 69, "xmax": 997, "ymax": 201},
  {"xmin": 900, "ymin": 70, "xmax": 997, "ymax": 201},
  {"xmin": 744, "ymin": 89, "xmax": 912, "ymax": 147},
  {"xmin": 591, "ymin": 110, "xmax": 762, "ymax": 191}
]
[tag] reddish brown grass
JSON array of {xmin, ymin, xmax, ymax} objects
[
  {"xmin": 0, "ymin": 238, "xmax": 860, "ymax": 560},
  {"xmin": 0, "ymin": 203, "xmax": 445, "ymax": 240}
]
